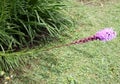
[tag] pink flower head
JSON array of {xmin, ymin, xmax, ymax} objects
[{"xmin": 95, "ymin": 28, "xmax": 117, "ymax": 41}]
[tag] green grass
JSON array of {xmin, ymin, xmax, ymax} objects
[{"xmin": 1, "ymin": 0, "xmax": 120, "ymax": 84}]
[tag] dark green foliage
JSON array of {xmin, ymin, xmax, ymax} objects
[
  {"xmin": 0, "ymin": 0, "xmax": 73, "ymax": 73},
  {"xmin": 0, "ymin": 0, "xmax": 72, "ymax": 51}
]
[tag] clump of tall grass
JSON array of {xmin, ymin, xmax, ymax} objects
[
  {"xmin": 0, "ymin": 0, "xmax": 72, "ymax": 52},
  {"xmin": 0, "ymin": 0, "xmax": 73, "ymax": 73}
]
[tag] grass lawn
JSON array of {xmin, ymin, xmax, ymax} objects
[{"xmin": 6, "ymin": 0, "xmax": 120, "ymax": 84}]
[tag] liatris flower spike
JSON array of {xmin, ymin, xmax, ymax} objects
[
  {"xmin": 95, "ymin": 28, "xmax": 117, "ymax": 41},
  {"xmin": 44, "ymin": 28, "xmax": 116, "ymax": 51},
  {"xmin": 72, "ymin": 28, "xmax": 116, "ymax": 44}
]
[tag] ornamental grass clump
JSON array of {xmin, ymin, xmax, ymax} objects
[
  {"xmin": 0, "ymin": 0, "xmax": 72, "ymax": 52},
  {"xmin": 0, "ymin": 0, "xmax": 73, "ymax": 72}
]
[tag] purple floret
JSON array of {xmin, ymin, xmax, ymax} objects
[{"xmin": 95, "ymin": 28, "xmax": 117, "ymax": 41}]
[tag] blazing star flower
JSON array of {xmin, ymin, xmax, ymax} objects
[
  {"xmin": 71, "ymin": 28, "xmax": 116, "ymax": 44},
  {"xmin": 95, "ymin": 28, "xmax": 117, "ymax": 41},
  {"xmin": 45, "ymin": 28, "xmax": 117, "ymax": 51}
]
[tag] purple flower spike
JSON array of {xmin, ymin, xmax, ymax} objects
[
  {"xmin": 70, "ymin": 28, "xmax": 116, "ymax": 45},
  {"xmin": 95, "ymin": 28, "xmax": 117, "ymax": 41}
]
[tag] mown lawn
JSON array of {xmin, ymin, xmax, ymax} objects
[{"xmin": 7, "ymin": 0, "xmax": 120, "ymax": 84}]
